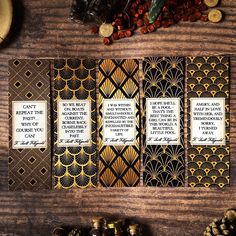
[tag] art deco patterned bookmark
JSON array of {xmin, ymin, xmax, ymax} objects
[
  {"xmin": 142, "ymin": 57, "xmax": 185, "ymax": 187},
  {"xmin": 98, "ymin": 59, "xmax": 140, "ymax": 187},
  {"xmin": 187, "ymin": 56, "xmax": 230, "ymax": 188},
  {"xmin": 54, "ymin": 59, "xmax": 97, "ymax": 189},
  {"xmin": 9, "ymin": 59, "xmax": 51, "ymax": 190}
]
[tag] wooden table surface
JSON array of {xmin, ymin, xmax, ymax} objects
[{"xmin": 0, "ymin": 0, "xmax": 236, "ymax": 235}]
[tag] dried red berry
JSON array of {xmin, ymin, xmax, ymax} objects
[
  {"xmin": 114, "ymin": 18, "xmax": 123, "ymax": 26},
  {"xmin": 200, "ymin": 15, "xmax": 208, "ymax": 22},
  {"xmin": 174, "ymin": 15, "xmax": 181, "ymax": 22},
  {"xmin": 118, "ymin": 31, "xmax": 125, "ymax": 38},
  {"xmin": 194, "ymin": 0, "xmax": 202, "ymax": 5},
  {"xmin": 103, "ymin": 37, "xmax": 111, "ymax": 45},
  {"xmin": 123, "ymin": 13, "xmax": 129, "ymax": 22},
  {"xmin": 112, "ymin": 32, "xmax": 119, "ymax": 40},
  {"xmin": 125, "ymin": 30, "xmax": 132, "ymax": 37},
  {"xmin": 132, "ymin": 17, "xmax": 138, "ymax": 25},
  {"xmin": 162, "ymin": 6, "xmax": 168, "ymax": 12},
  {"xmin": 147, "ymin": 24, "xmax": 155, "ymax": 32},
  {"xmin": 117, "ymin": 13, "xmax": 123, "ymax": 18},
  {"xmin": 162, "ymin": 20, "xmax": 170, "ymax": 28},
  {"xmin": 182, "ymin": 15, "xmax": 189, "ymax": 21},
  {"xmin": 91, "ymin": 25, "xmax": 99, "ymax": 34},
  {"xmin": 189, "ymin": 15, "xmax": 197, "ymax": 22},
  {"xmin": 195, "ymin": 11, "xmax": 202, "ymax": 20},
  {"xmin": 140, "ymin": 26, "xmax": 148, "ymax": 34},
  {"xmin": 118, "ymin": 25, "xmax": 124, "ymax": 31},
  {"xmin": 131, "ymin": 3, "xmax": 138, "ymax": 9},
  {"xmin": 130, "ymin": 9, "xmax": 136, "ymax": 16},
  {"xmin": 138, "ymin": 8, "xmax": 144, "ymax": 15},
  {"xmin": 199, "ymin": 3, "xmax": 208, "ymax": 11},
  {"xmin": 154, "ymin": 20, "xmax": 161, "ymax": 28},
  {"xmin": 168, "ymin": 19, "xmax": 174, "ymax": 26},
  {"xmin": 144, "ymin": 12, "xmax": 149, "ymax": 18},
  {"xmin": 137, "ymin": 19, "xmax": 144, "ymax": 27},
  {"xmin": 144, "ymin": 18, "xmax": 150, "ymax": 26},
  {"xmin": 189, "ymin": 7, "xmax": 195, "ymax": 15}
]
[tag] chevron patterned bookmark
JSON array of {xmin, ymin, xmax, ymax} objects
[
  {"xmin": 187, "ymin": 56, "xmax": 230, "ymax": 188},
  {"xmin": 98, "ymin": 59, "xmax": 140, "ymax": 187}
]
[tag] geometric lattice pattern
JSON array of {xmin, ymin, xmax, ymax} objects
[
  {"xmin": 54, "ymin": 59, "xmax": 97, "ymax": 189},
  {"xmin": 142, "ymin": 57, "xmax": 185, "ymax": 187},
  {"xmin": 9, "ymin": 59, "xmax": 51, "ymax": 190},
  {"xmin": 187, "ymin": 56, "xmax": 230, "ymax": 188},
  {"xmin": 98, "ymin": 59, "xmax": 140, "ymax": 187}
]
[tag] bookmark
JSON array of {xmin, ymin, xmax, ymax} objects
[
  {"xmin": 54, "ymin": 59, "xmax": 97, "ymax": 189},
  {"xmin": 9, "ymin": 59, "xmax": 51, "ymax": 190},
  {"xmin": 98, "ymin": 59, "xmax": 140, "ymax": 187},
  {"xmin": 142, "ymin": 57, "xmax": 185, "ymax": 187},
  {"xmin": 187, "ymin": 56, "xmax": 230, "ymax": 188}
]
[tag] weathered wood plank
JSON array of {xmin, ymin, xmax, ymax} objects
[{"xmin": 0, "ymin": 0, "xmax": 235, "ymax": 235}]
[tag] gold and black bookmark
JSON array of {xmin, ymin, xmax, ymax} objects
[
  {"xmin": 142, "ymin": 57, "xmax": 185, "ymax": 187},
  {"xmin": 187, "ymin": 56, "xmax": 230, "ymax": 188},
  {"xmin": 9, "ymin": 59, "xmax": 51, "ymax": 190},
  {"xmin": 98, "ymin": 59, "xmax": 140, "ymax": 187},
  {"xmin": 53, "ymin": 59, "xmax": 97, "ymax": 189}
]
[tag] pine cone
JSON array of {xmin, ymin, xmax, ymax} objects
[
  {"xmin": 68, "ymin": 228, "xmax": 82, "ymax": 236},
  {"xmin": 225, "ymin": 209, "xmax": 236, "ymax": 225},
  {"xmin": 204, "ymin": 209, "xmax": 236, "ymax": 236},
  {"xmin": 52, "ymin": 227, "xmax": 67, "ymax": 236}
]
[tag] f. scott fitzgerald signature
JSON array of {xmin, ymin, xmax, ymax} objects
[
  {"xmin": 192, "ymin": 137, "xmax": 225, "ymax": 144},
  {"xmin": 104, "ymin": 138, "xmax": 135, "ymax": 144},
  {"xmin": 14, "ymin": 140, "xmax": 46, "ymax": 147},
  {"xmin": 148, "ymin": 137, "xmax": 179, "ymax": 143},
  {"xmin": 59, "ymin": 139, "xmax": 91, "ymax": 145}
]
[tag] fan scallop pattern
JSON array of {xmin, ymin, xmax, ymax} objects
[
  {"xmin": 98, "ymin": 59, "xmax": 140, "ymax": 187},
  {"xmin": 142, "ymin": 57, "xmax": 185, "ymax": 187},
  {"xmin": 54, "ymin": 59, "xmax": 97, "ymax": 189},
  {"xmin": 187, "ymin": 56, "xmax": 230, "ymax": 188}
]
